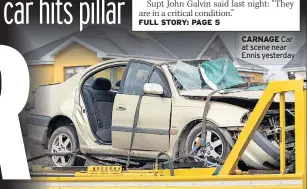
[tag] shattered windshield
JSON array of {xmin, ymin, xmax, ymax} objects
[
  {"xmin": 168, "ymin": 60, "xmax": 210, "ymax": 91},
  {"xmin": 168, "ymin": 57, "xmax": 265, "ymax": 92}
]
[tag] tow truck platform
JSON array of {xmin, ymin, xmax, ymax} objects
[{"xmin": 24, "ymin": 80, "xmax": 307, "ymax": 189}]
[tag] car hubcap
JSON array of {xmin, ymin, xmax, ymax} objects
[
  {"xmin": 191, "ymin": 130, "xmax": 223, "ymax": 160},
  {"xmin": 51, "ymin": 134, "xmax": 72, "ymax": 167}
]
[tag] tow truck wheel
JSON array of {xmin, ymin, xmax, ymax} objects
[
  {"xmin": 184, "ymin": 122, "xmax": 231, "ymax": 162},
  {"xmin": 48, "ymin": 126, "xmax": 85, "ymax": 167}
]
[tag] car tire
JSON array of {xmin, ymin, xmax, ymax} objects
[
  {"xmin": 48, "ymin": 126, "xmax": 85, "ymax": 167},
  {"xmin": 184, "ymin": 122, "xmax": 231, "ymax": 162}
]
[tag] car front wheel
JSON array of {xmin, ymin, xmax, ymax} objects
[
  {"xmin": 48, "ymin": 126, "xmax": 85, "ymax": 167},
  {"xmin": 184, "ymin": 122, "xmax": 231, "ymax": 162}
]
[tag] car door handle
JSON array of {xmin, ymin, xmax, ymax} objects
[{"xmin": 116, "ymin": 104, "xmax": 126, "ymax": 111}]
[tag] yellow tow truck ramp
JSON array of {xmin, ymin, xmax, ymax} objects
[{"xmin": 27, "ymin": 80, "xmax": 307, "ymax": 189}]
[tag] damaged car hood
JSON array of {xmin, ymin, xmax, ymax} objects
[{"xmin": 180, "ymin": 89, "xmax": 295, "ymax": 103}]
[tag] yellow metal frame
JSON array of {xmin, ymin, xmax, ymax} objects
[
  {"xmin": 29, "ymin": 80, "xmax": 307, "ymax": 189},
  {"xmin": 220, "ymin": 80, "xmax": 306, "ymax": 175}
]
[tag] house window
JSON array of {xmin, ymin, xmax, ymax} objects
[
  {"xmin": 65, "ymin": 66, "xmax": 88, "ymax": 81},
  {"xmin": 200, "ymin": 37, "xmax": 233, "ymax": 61}
]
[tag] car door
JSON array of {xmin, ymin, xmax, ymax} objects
[
  {"xmin": 112, "ymin": 60, "xmax": 172, "ymax": 152},
  {"xmin": 73, "ymin": 62, "xmax": 126, "ymax": 146}
]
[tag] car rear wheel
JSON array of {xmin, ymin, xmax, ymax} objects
[
  {"xmin": 184, "ymin": 122, "xmax": 231, "ymax": 162},
  {"xmin": 48, "ymin": 126, "xmax": 85, "ymax": 167}
]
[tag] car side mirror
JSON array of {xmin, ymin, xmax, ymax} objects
[{"xmin": 143, "ymin": 83, "xmax": 163, "ymax": 95}]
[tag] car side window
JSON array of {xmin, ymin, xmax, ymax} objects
[
  {"xmin": 149, "ymin": 69, "xmax": 171, "ymax": 97},
  {"xmin": 121, "ymin": 62, "xmax": 171, "ymax": 97},
  {"xmin": 149, "ymin": 71, "xmax": 163, "ymax": 86},
  {"xmin": 84, "ymin": 66, "xmax": 125, "ymax": 90},
  {"xmin": 122, "ymin": 63, "xmax": 151, "ymax": 95}
]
